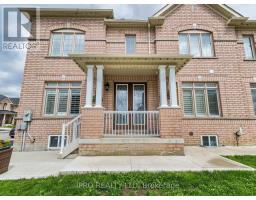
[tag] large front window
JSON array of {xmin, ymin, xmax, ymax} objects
[
  {"xmin": 50, "ymin": 30, "xmax": 85, "ymax": 56},
  {"xmin": 182, "ymin": 82, "xmax": 220, "ymax": 117},
  {"xmin": 243, "ymin": 35, "xmax": 256, "ymax": 59},
  {"xmin": 44, "ymin": 82, "xmax": 81, "ymax": 116},
  {"xmin": 179, "ymin": 31, "xmax": 214, "ymax": 57}
]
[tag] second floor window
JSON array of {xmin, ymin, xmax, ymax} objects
[
  {"xmin": 179, "ymin": 31, "xmax": 214, "ymax": 57},
  {"xmin": 125, "ymin": 35, "xmax": 136, "ymax": 54},
  {"xmin": 44, "ymin": 82, "xmax": 81, "ymax": 116},
  {"xmin": 50, "ymin": 29, "xmax": 85, "ymax": 56},
  {"xmin": 243, "ymin": 35, "xmax": 256, "ymax": 59},
  {"xmin": 182, "ymin": 82, "xmax": 220, "ymax": 117}
]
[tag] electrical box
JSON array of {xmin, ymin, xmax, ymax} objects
[
  {"xmin": 23, "ymin": 110, "xmax": 32, "ymax": 122},
  {"xmin": 17, "ymin": 122, "xmax": 28, "ymax": 131}
]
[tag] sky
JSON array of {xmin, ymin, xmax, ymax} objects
[{"xmin": 0, "ymin": 4, "xmax": 256, "ymax": 97}]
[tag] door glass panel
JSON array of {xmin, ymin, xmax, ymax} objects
[
  {"xmin": 133, "ymin": 84, "xmax": 145, "ymax": 124},
  {"xmin": 116, "ymin": 85, "xmax": 128, "ymax": 124}
]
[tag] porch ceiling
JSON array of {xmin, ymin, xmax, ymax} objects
[{"xmin": 70, "ymin": 54, "xmax": 192, "ymax": 75}]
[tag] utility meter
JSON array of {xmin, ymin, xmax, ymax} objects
[
  {"xmin": 17, "ymin": 122, "xmax": 28, "ymax": 131},
  {"xmin": 23, "ymin": 110, "xmax": 32, "ymax": 122}
]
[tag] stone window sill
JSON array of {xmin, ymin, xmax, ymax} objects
[
  {"xmin": 192, "ymin": 57, "xmax": 218, "ymax": 59},
  {"xmin": 244, "ymin": 59, "xmax": 256, "ymax": 61},
  {"xmin": 45, "ymin": 56, "xmax": 71, "ymax": 59}
]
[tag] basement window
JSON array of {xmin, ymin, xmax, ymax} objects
[
  {"xmin": 48, "ymin": 135, "xmax": 67, "ymax": 149},
  {"xmin": 201, "ymin": 135, "xmax": 218, "ymax": 147}
]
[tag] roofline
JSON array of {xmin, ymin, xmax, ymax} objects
[
  {"xmin": 20, "ymin": 8, "xmax": 114, "ymax": 19},
  {"xmin": 104, "ymin": 17, "xmax": 165, "ymax": 28},
  {"xmin": 152, "ymin": 4, "xmax": 243, "ymax": 18}
]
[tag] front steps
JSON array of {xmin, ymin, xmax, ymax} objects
[{"xmin": 78, "ymin": 138, "xmax": 184, "ymax": 156}]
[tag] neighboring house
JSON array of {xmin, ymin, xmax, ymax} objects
[
  {"xmin": 16, "ymin": 4, "xmax": 256, "ymax": 157},
  {"xmin": 0, "ymin": 95, "xmax": 20, "ymax": 126}
]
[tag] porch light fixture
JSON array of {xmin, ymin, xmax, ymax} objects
[{"xmin": 104, "ymin": 82, "xmax": 110, "ymax": 91}]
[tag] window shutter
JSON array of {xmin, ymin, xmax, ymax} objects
[
  {"xmin": 207, "ymin": 89, "xmax": 219, "ymax": 116},
  {"xmin": 70, "ymin": 89, "xmax": 81, "ymax": 114},
  {"xmin": 195, "ymin": 89, "xmax": 206, "ymax": 115},
  {"xmin": 45, "ymin": 90, "xmax": 56, "ymax": 115},
  {"xmin": 183, "ymin": 89, "xmax": 193, "ymax": 115},
  {"xmin": 57, "ymin": 89, "xmax": 68, "ymax": 115}
]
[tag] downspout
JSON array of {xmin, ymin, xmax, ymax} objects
[{"xmin": 148, "ymin": 22, "xmax": 151, "ymax": 54}]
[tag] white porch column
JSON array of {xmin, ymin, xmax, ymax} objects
[
  {"xmin": 95, "ymin": 65, "xmax": 104, "ymax": 107},
  {"xmin": 169, "ymin": 65, "xmax": 178, "ymax": 107},
  {"xmin": 2, "ymin": 114, "xmax": 6, "ymax": 126},
  {"xmin": 85, "ymin": 65, "xmax": 94, "ymax": 107},
  {"xmin": 158, "ymin": 65, "xmax": 168, "ymax": 107}
]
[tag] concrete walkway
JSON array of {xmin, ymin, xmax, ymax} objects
[
  {"xmin": 60, "ymin": 146, "xmax": 254, "ymax": 174},
  {"xmin": 0, "ymin": 146, "xmax": 255, "ymax": 180}
]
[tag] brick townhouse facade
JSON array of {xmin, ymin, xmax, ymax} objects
[{"xmin": 15, "ymin": 4, "xmax": 256, "ymax": 157}]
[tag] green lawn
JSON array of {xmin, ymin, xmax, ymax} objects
[
  {"xmin": 0, "ymin": 171, "xmax": 256, "ymax": 195},
  {"xmin": 224, "ymin": 155, "xmax": 256, "ymax": 168}
]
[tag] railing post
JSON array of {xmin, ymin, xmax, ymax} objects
[{"xmin": 60, "ymin": 123, "xmax": 66, "ymax": 154}]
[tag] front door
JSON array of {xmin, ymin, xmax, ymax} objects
[{"xmin": 115, "ymin": 83, "xmax": 146, "ymax": 129}]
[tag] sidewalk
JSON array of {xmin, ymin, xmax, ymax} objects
[{"xmin": 0, "ymin": 146, "xmax": 255, "ymax": 180}]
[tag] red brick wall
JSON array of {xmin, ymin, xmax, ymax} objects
[{"xmin": 16, "ymin": 5, "xmax": 256, "ymax": 150}]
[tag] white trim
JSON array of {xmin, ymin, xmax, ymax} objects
[
  {"xmin": 152, "ymin": 4, "xmax": 242, "ymax": 18},
  {"xmin": 200, "ymin": 135, "xmax": 219, "ymax": 147}
]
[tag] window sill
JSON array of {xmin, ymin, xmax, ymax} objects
[
  {"xmin": 45, "ymin": 56, "xmax": 72, "ymax": 59},
  {"xmin": 192, "ymin": 57, "xmax": 218, "ymax": 59},
  {"xmin": 183, "ymin": 116, "xmax": 221, "ymax": 119},
  {"xmin": 42, "ymin": 115, "xmax": 77, "ymax": 119},
  {"xmin": 244, "ymin": 59, "xmax": 256, "ymax": 61}
]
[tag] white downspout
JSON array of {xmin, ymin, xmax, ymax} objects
[{"xmin": 148, "ymin": 23, "xmax": 151, "ymax": 54}]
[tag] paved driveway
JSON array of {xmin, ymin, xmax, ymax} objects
[{"xmin": 0, "ymin": 146, "xmax": 255, "ymax": 180}]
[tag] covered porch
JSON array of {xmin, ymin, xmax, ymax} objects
[{"xmin": 59, "ymin": 54, "xmax": 191, "ymax": 157}]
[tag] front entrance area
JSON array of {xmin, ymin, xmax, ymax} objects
[
  {"xmin": 102, "ymin": 82, "xmax": 159, "ymax": 137},
  {"xmin": 115, "ymin": 83, "xmax": 146, "ymax": 113}
]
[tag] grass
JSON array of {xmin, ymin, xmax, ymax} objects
[
  {"xmin": 224, "ymin": 155, "xmax": 256, "ymax": 169},
  {"xmin": 0, "ymin": 171, "xmax": 256, "ymax": 195}
]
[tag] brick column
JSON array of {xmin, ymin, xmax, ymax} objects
[
  {"xmin": 80, "ymin": 107, "xmax": 104, "ymax": 139},
  {"xmin": 159, "ymin": 107, "xmax": 183, "ymax": 138}
]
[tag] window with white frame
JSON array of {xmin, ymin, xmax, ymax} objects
[
  {"xmin": 50, "ymin": 29, "xmax": 85, "ymax": 56},
  {"xmin": 201, "ymin": 135, "xmax": 218, "ymax": 147},
  {"xmin": 179, "ymin": 31, "xmax": 214, "ymax": 57},
  {"xmin": 250, "ymin": 83, "xmax": 256, "ymax": 114},
  {"xmin": 243, "ymin": 35, "xmax": 256, "ymax": 59},
  {"xmin": 48, "ymin": 135, "xmax": 67, "ymax": 149},
  {"xmin": 44, "ymin": 82, "xmax": 81, "ymax": 116},
  {"xmin": 182, "ymin": 82, "xmax": 220, "ymax": 117},
  {"xmin": 125, "ymin": 35, "xmax": 136, "ymax": 54}
]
